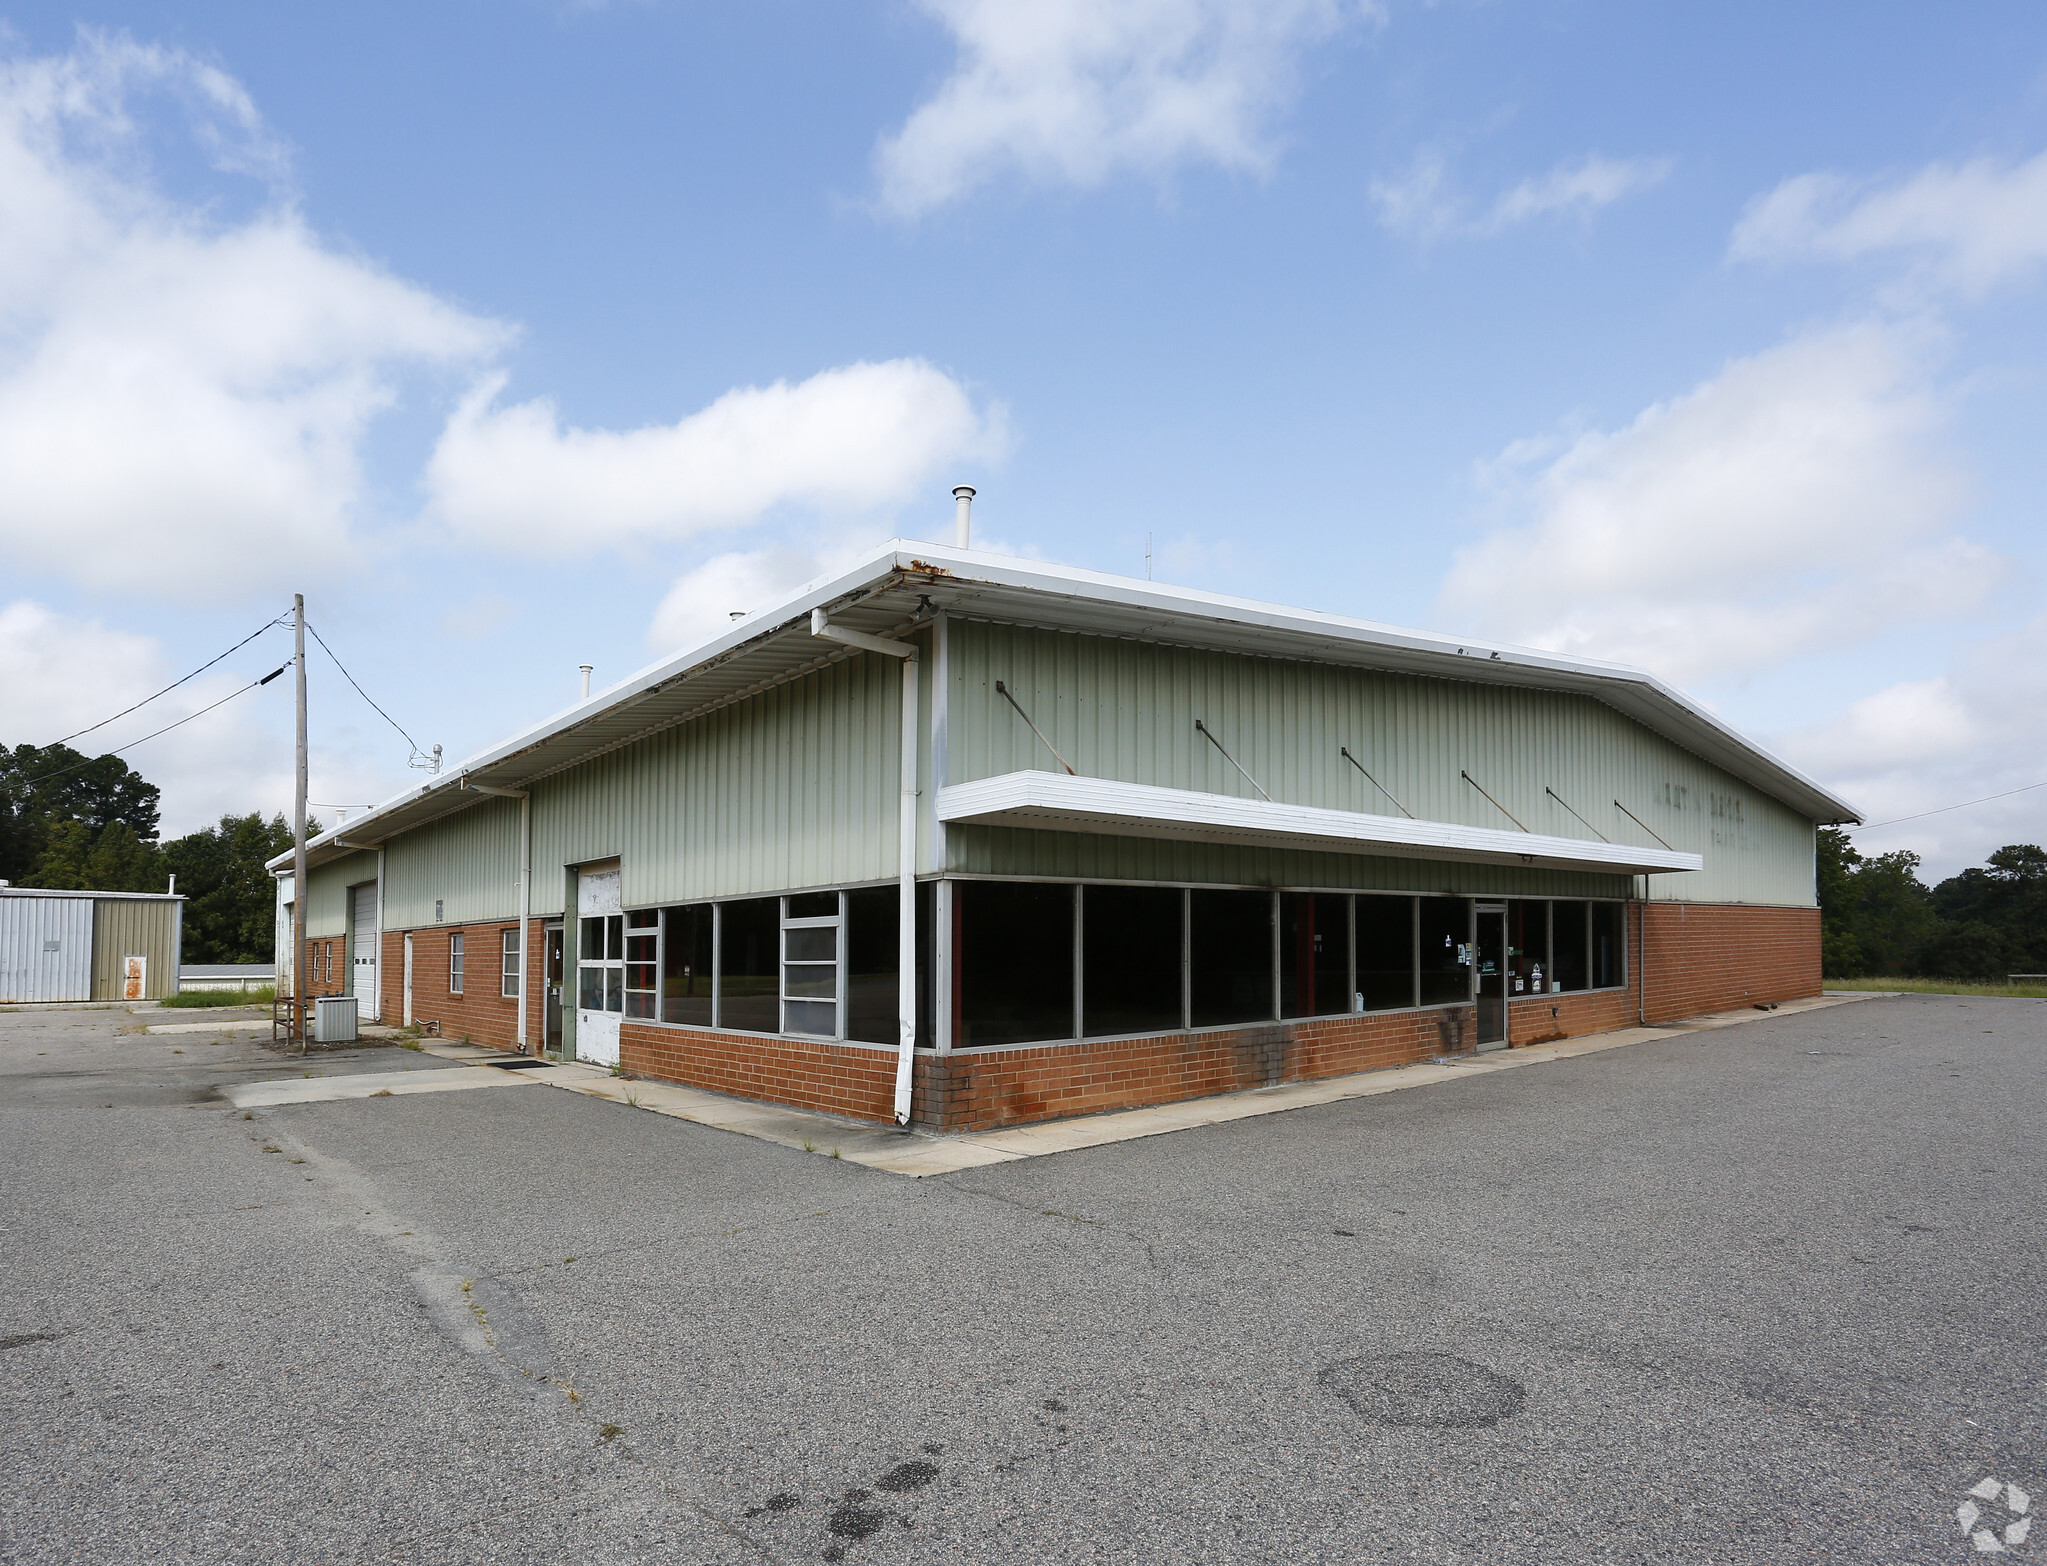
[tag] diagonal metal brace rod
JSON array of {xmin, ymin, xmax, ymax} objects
[
  {"xmin": 1614, "ymin": 798, "xmax": 1676, "ymax": 850},
  {"xmin": 1460, "ymin": 770, "xmax": 1528, "ymax": 832},
  {"xmin": 1545, "ymin": 785, "xmax": 1609, "ymax": 841},
  {"xmin": 994, "ymin": 681, "xmax": 1076, "ymax": 775},
  {"xmin": 1196, "ymin": 719, "xmax": 1270, "ymax": 801},
  {"xmin": 1340, "ymin": 746, "xmax": 1414, "ymax": 818}
]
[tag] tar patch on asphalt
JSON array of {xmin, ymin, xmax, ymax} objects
[{"xmin": 1320, "ymin": 1350, "xmax": 1527, "ymax": 1428}]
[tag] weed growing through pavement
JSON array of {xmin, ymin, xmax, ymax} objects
[
  {"xmin": 622, "ymin": 1088, "xmax": 642, "ymax": 1107},
  {"xmin": 802, "ymin": 1138, "xmax": 816, "ymax": 1152},
  {"xmin": 831, "ymin": 1147, "xmax": 841, "ymax": 1159},
  {"xmin": 599, "ymin": 1424, "xmax": 622, "ymax": 1442}
]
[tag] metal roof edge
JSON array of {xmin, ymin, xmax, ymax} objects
[{"xmin": 265, "ymin": 537, "xmax": 1857, "ymax": 874}]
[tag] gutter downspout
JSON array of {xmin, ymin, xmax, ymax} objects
[
  {"xmin": 812, "ymin": 608, "xmax": 920, "ymax": 1127},
  {"xmin": 464, "ymin": 778, "xmax": 532, "ymax": 1053}
]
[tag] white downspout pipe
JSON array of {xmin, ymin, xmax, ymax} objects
[
  {"xmin": 812, "ymin": 608, "xmax": 920, "ymax": 1126},
  {"xmin": 464, "ymin": 778, "xmax": 532, "ymax": 1053}
]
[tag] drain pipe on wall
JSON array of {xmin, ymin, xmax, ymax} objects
[
  {"xmin": 1637, "ymin": 874, "xmax": 1648, "ymax": 1027},
  {"xmin": 464, "ymin": 778, "xmax": 532, "ymax": 1053},
  {"xmin": 812, "ymin": 608, "xmax": 920, "ymax": 1126}
]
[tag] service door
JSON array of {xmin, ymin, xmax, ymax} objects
[
  {"xmin": 574, "ymin": 867, "xmax": 623, "ymax": 1067},
  {"xmin": 1474, "ymin": 902, "xmax": 1508, "ymax": 1050},
  {"xmin": 351, "ymin": 882, "xmax": 380, "ymax": 1020},
  {"xmin": 544, "ymin": 922, "xmax": 565, "ymax": 1053}
]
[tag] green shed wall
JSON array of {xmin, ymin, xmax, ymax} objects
[{"xmin": 89, "ymin": 899, "xmax": 180, "ymax": 1000}]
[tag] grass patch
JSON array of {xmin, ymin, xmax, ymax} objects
[
  {"xmin": 161, "ymin": 987, "xmax": 275, "ymax": 1009},
  {"xmin": 1827, "ymin": 976, "xmax": 2047, "ymax": 999}
]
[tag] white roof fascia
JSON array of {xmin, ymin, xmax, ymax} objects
[
  {"xmin": 269, "ymin": 537, "xmax": 1854, "ymax": 873},
  {"xmin": 937, "ymin": 770, "xmax": 1704, "ymax": 878}
]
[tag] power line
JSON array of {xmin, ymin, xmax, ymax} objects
[
  {"xmin": 17, "ymin": 664, "xmax": 291, "ymax": 787},
  {"xmin": 1849, "ymin": 777, "xmax": 2047, "ymax": 832},
  {"xmin": 303, "ymin": 620, "xmax": 427, "ymax": 763},
  {"xmin": 46, "ymin": 612, "xmax": 290, "ymax": 749}
]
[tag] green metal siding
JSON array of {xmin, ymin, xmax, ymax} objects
[
  {"xmin": 529, "ymin": 653, "xmax": 902, "ymax": 915},
  {"xmin": 89, "ymin": 899, "xmax": 180, "ymax": 1000},
  {"xmin": 384, "ymin": 796, "xmax": 521, "ymax": 930},
  {"xmin": 946, "ymin": 621, "xmax": 1816, "ymax": 907},
  {"xmin": 302, "ymin": 851, "xmax": 377, "ymax": 937}
]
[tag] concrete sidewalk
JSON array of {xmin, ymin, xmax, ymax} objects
[{"xmin": 218, "ymin": 992, "xmax": 1881, "ymax": 1177}]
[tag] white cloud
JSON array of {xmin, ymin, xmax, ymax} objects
[
  {"xmin": 874, "ymin": 0, "xmax": 1374, "ymax": 216},
  {"xmin": 427, "ymin": 359, "xmax": 1004, "ymax": 553},
  {"xmin": 1372, "ymin": 151, "xmax": 1670, "ymax": 241},
  {"xmin": 0, "ymin": 34, "xmax": 507, "ymax": 602},
  {"xmin": 2, "ymin": 600, "xmax": 286, "ymax": 836},
  {"xmin": 1438, "ymin": 324, "xmax": 1991, "ymax": 686},
  {"xmin": 1730, "ymin": 150, "xmax": 2047, "ymax": 297},
  {"xmin": 647, "ymin": 546, "xmax": 854, "ymax": 654},
  {"xmin": 1776, "ymin": 616, "xmax": 2047, "ymax": 875}
]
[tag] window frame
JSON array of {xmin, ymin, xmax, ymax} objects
[
  {"xmin": 500, "ymin": 927, "xmax": 521, "ymax": 999},
  {"xmin": 779, "ymin": 893, "xmax": 845, "ymax": 1040},
  {"xmin": 449, "ymin": 931, "xmax": 465, "ymax": 996}
]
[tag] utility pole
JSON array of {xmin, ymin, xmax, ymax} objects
[{"xmin": 293, "ymin": 592, "xmax": 309, "ymax": 1055}]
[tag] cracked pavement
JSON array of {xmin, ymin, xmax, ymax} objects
[{"xmin": 1, "ymin": 995, "xmax": 2043, "ymax": 1563}]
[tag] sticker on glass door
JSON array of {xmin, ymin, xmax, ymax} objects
[{"xmin": 575, "ymin": 865, "xmax": 623, "ymax": 1067}]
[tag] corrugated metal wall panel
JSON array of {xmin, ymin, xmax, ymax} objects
[
  {"xmin": 0, "ymin": 897, "xmax": 94, "ymax": 1002},
  {"xmin": 948, "ymin": 621, "xmax": 1815, "ymax": 906},
  {"xmin": 525, "ymin": 653, "xmax": 900, "ymax": 915},
  {"xmin": 301, "ymin": 851, "xmax": 378, "ymax": 938},
  {"xmin": 383, "ymin": 796, "xmax": 520, "ymax": 930},
  {"xmin": 89, "ymin": 900, "xmax": 179, "ymax": 1000}
]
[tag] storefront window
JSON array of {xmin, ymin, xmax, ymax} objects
[
  {"xmin": 1417, "ymin": 897, "xmax": 1471, "ymax": 1007},
  {"xmin": 1355, "ymin": 895, "xmax": 1414, "ymax": 1011},
  {"xmin": 1507, "ymin": 900, "xmax": 1548, "ymax": 998},
  {"xmin": 1190, "ymin": 889, "xmax": 1275, "ymax": 1027},
  {"xmin": 1083, "ymin": 884, "xmax": 1184, "ymax": 1038},
  {"xmin": 624, "ymin": 909, "xmax": 659, "ymax": 1019},
  {"xmin": 661, "ymin": 904, "xmax": 713, "ymax": 1025},
  {"xmin": 1592, "ymin": 902, "xmax": 1626, "ymax": 989},
  {"xmin": 845, "ymin": 887, "xmax": 900, "ymax": 1045},
  {"xmin": 956, "ymin": 880, "xmax": 1074, "ymax": 1047},
  {"xmin": 718, "ymin": 898, "xmax": 779, "ymax": 1032},
  {"xmin": 1280, "ymin": 892, "xmax": 1350, "ymax": 1018},
  {"xmin": 1550, "ymin": 901, "xmax": 1588, "ymax": 992}
]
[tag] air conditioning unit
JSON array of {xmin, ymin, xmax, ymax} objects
[{"xmin": 313, "ymin": 994, "xmax": 359, "ymax": 1044}]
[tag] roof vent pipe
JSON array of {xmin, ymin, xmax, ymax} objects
[
  {"xmin": 579, "ymin": 664, "xmax": 593, "ymax": 700},
  {"xmin": 953, "ymin": 485, "xmax": 975, "ymax": 548}
]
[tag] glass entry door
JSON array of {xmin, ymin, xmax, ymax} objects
[
  {"xmin": 544, "ymin": 923, "xmax": 564, "ymax": 1053},
  {"xmin": 1474, "ymin": 902, "xmax": 1508, "ymax": 1050},
  {"xmin": 574, "ymin": 866, "xmax": 624, "ymax": 1067}
]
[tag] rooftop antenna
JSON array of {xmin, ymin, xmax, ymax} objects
[{"xmin": 953, "ymin": 485, "xmax": 975, "ymax": 548}]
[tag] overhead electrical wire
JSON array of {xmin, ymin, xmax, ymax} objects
[
  {"xmin": 45, "ymin": 611, "xmax": 290, "ymax": 749},
  {"xmin": 1849, "ymin": 777, "xmax": 2047, "ymax": 832},
  {"xmin": 17, "ymin": 664, "xmax": 292, "ymax": 787},
  {"xmin": 303, "ymin": 620, "xmax": 429, "ymax": 765}
]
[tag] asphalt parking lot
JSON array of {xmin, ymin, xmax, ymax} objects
[{"xmin": 1, "ymin": 995, "xmax": 2041, "ymax": 1564}]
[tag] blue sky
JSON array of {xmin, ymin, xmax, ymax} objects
[{"xmin": 3, "ymin": 1, "xmax": 2045, "ymax": 877}]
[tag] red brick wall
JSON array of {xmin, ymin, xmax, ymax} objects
[
  {"xmin": 621, "ymin": 1023, "xmax": 899, "ymax": 1122},
  {"xmin": 1640, "ymin": 901, "xmax": 1820, "ymax": 1022},
  {"xmin": 379, "ymin": 920, "xmax": 548, "ymax": 1050}
]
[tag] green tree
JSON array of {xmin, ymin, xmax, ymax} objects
[
  {"xmin": 163, "ymin": 812, "xmax": 299, "ymax": 963},
  {"xmin": 1814, "ymin": 826, "xmax": 1937, "ymax": 977},
  {"xmin": 0, "ymin": 743, "xmax": 163, "ymax": 884},
  {"xmin": 29, "ymin": 819, "xmax": 164, "ymax": 893}
]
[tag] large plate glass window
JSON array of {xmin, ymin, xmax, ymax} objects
[
  {"xmin": 661, "ymin": 904, "xmax": 713, "ymax": 1026},
  {"xmin": 1189, "ymin": 889, "xmax": 1275, "ymax": 1028},
  {"xmin": 1591, "ymin": 902, "xmax": 1626, "ymax": 988},
  {"xmin": 1082, "ymin": 884, "xmax": 1183, "ymax": 1038},
  {"xmin": 845, "ymin": 887, "xmax": 900, "ymax": 1045},
  {"xmin": 577, "ymin": 912, "xmax": 623, "ymax": 1012},
  {"xmin": 1550, "ymin": 901, "xmax": 1589, "ymax": 992},
  {"xmin": 1417, "ymin": 897, "xmax": 1471, "ymax": 1007},
  {"xmin": 782, "ymin": 892, "xmax": 842, "ymax": 1039},
  {"xmin": 956, "ymin": 880, "xmax": 1075, "ymax": 1047},
  {"xmin": 1355, "ymin": 895, "xmax": 1416, "ymax": 1011},
  {"xmin": 718, "ymin": 898, "xmax": 779, "ymax": 1033},
  {"xmin": 1280, "ymin": 892, "xmax": 1350, "ymax": 1018},
  {"xmin": 1507, "ymin": 901, "xmax": 1548, "ymax": 997}
]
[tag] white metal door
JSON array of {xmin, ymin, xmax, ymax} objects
[
  {"xmin": 351, "ymin": 882, "xmax": 380, "ymax": 1020},
  {"xmin": 0, "ymin": 896, "xmax": 93, "ymax": 1003},
  {"xmin": 575, "ymin": 866, "xmax": 622, "ymax": 1066},
  {"xmin": 402, "ymin": 933, "xmax": 415, "ymax": 1025}
]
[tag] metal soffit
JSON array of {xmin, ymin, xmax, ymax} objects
[{"xmin": 273, "ymin": 540, "xmax": 1859, "ymax": 873}]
